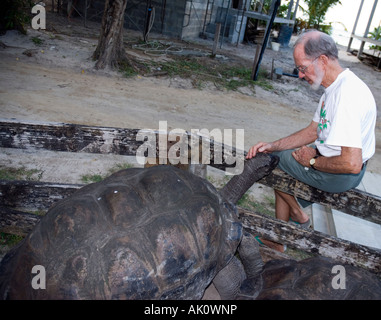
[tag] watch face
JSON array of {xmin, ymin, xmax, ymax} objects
[{"xmin": 310, "ymin": 158, "xmax": 316, "ymax": 166}]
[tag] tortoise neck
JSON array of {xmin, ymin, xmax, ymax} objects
[{"xmin": 219, "ymin": 154, "xmax": 279, "ymax": 205}]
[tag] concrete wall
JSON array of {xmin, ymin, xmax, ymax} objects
[
  {"xmin": 180, "ymin": 0, "xmax": 234, "ymax": 40},
  {"xmin": 203, "ymin": 4, "xmax": 248, "ymax": 44},
  {"xmin": 123, "ymin": 0, "xmax": 223, "ymax": 41},
  {"xmin": 124, "ymin": 0, "xmax": 187, "ymax": 39},
  {"xmin": 69, "ymin": 0, "xmax": 248, "ymax": 43},
  {"xmin": 184, "ymin": 0, "xmax": 248, "ymax": 44},
  {"xmin": 181, "ymin": 0, "xmax": 208, "ymax": 40}
]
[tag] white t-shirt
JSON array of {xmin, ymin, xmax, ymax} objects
[{"xmin": 312, "ymin": 69, "xmax": 376, "ymax": 162}]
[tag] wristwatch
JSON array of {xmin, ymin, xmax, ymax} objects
[{"xmin": 309, "ymin": 156, "xmax": 318, "ymax": 170}]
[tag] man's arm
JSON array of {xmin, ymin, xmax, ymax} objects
[
  {"xmin": 293, "ymin": 146, "xmax": 363, "ymax": 174},
  {"xmin": 246, "ymin": 121, "xmax": 318, "ymax": 159}
]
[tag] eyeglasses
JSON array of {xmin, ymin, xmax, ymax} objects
[{"xmin": 295, "ymin": 56, "xmax": 320, "ymax": 74}]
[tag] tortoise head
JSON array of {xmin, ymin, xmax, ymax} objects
[{"xmin": 219, "ymin": 153, "xmax": 279, "ymax": 205}]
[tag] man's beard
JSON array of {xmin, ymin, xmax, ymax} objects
[{"xmin": 311, "ymin": 64, "xmax": 325, "ymax": 91}]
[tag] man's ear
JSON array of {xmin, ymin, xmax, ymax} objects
[{"xmin": 319, "ymin": 54, "xmax": 329, "ymax": 67}]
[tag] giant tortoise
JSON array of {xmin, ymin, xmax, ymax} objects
[
  {"xmin": 0, "ymin": 153, "xmax": 278, "ymax": 299},
  {"xmin": 1, "ymin": 153, "xmax": 381, "ymax": 300}
]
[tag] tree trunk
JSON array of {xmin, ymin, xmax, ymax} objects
[{"xmin": 93, "ymin": 0, "xmax": 129, "ymax": 69}]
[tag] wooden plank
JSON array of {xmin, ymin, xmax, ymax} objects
[
  {"xmin": 351, "ymin": 34, "xmax": 381, "ymax": 47},
  {"xmin": 0, "ymin": 180, "xmax": 81, "ymax": 236},
  {"xmin": 244, "ymin": 10, "xmax": 295, "ymax": 25},
  {"xmin": 0, "ymin": 206, "xmax": 41, "ymax": 237},
  {"xmin": 238, "ymin": 208, "xmax": 381, "ymax": 275},
  {"xmin": 1, "ymin": 193, "xmax": 380, "ymax": 275},
  {"xmin": 0, "ymin": 180, "xmax": 81, "ymax": 211},
  {"xmin": 0, "ymin": 120, "xmax": 142, "ymax": 156},
  {"xmin": 1, "ymin": 119, "xmax": 381, "ymax": 223},
  {"xmin": 212, "ymin": 23, "xmax": 221, "ymax": 57},
  {"xmin": 258, "ymin": 168, "xmax": 381, "ymax": 225},
  {"xmin": 0, "ymin": 119, "xmax": 241, "ymax": 172}
]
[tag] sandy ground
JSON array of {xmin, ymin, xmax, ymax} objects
[{"xmin": 0, "ymin": 13, "xmax": 380, "ymax": 178}]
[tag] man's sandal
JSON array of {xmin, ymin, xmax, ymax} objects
[
  {"xmin": 254, "ymin": 236, "xmax": 287, "ymax": 252},
  {"xmin": 289, "ymin": 218, "xmax": 311, "ymax": 229}
]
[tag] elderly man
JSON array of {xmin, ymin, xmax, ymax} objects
[{"xmin": 246, "ymin": 30, "xmax": 377, "ymax": 252}]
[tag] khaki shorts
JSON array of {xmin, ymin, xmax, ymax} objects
[{"xmin": 272, "ymin": 149, "xmax": 367, "ymax": 194}]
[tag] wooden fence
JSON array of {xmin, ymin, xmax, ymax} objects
[{"xmin": 0, "ymin": 119, "xmax": 380, "ymax": 274}]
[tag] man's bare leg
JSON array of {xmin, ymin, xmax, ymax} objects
[
  {"xmin": 275, "ymin": 189, "xmax": 309, "ymax": 223},
  {"xmin": 256, "ymin": 189, "xmax": 309, "ymax": 253},
  {"xmin": 274, "ymin": 189, "xmax": 292, "ymax": 222}
]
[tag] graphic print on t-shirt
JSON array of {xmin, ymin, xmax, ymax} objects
[{"xmin": 318, "ymin": 100, "xmax": 330, "ymax": 144}]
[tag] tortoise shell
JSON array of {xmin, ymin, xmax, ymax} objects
[
  {"xmin": 0, "ymin": 165, "xmax": 242, "ymax": 299},
  {"xmin": 238, "ymin": 256, "xmax": 381, "ymax": 300}
]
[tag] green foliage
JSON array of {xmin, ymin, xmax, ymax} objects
[
  {"xmin": 237, "ymin": 192, "xmax": 276, "ymax": 218},
  {"xmin": 250, "ymin": 0, "xmax": 289, "ymax": 17},
  {"xmin": 159, "ymin": 58, "xmax": 205, "ymax": 77},
  {"xmin": 80, "ymin": 163, "xmax": 134, "ymax": 184},
  {"xmin": 0, "ymin": 166, "xmax": 43, "ymax": 181},
  {"xmin": 368, "ymin": 26, "xmax": 381, "ymax": 57},
  {"xmin": 143, "ymin": 57, "xmax": 272, "ymax": 92},
  {"xmin": 369, "ymin": 26, "xmax": 381, "ymax": 41},
  {"xmin": 81, "ymin": 174, "xmax": 104, "ymax": 184},
  {"xmin": 0, "ymin": 0, "xmax": 34, "ymax": 34},
  {"xmin": 0, "ymin": 232, "xmax": 23, "ymax": 248},
  {"xmin": 118, "ymin": 60, "xmax": 138, "ymax": 77},
  {"xmin": 31, "ymin": 36, "xmax": 44, "ymax": 46},
  {"xmin": 299, "ymin": 0, "xmax": 341, "ymax": 30},
  {"xmin": 319, "ymin": 23, "xmax": 333, "ymax": 35},
  {"xmin": 249, "ymin": 0, "xmax": 291, "ymax": 29}
]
